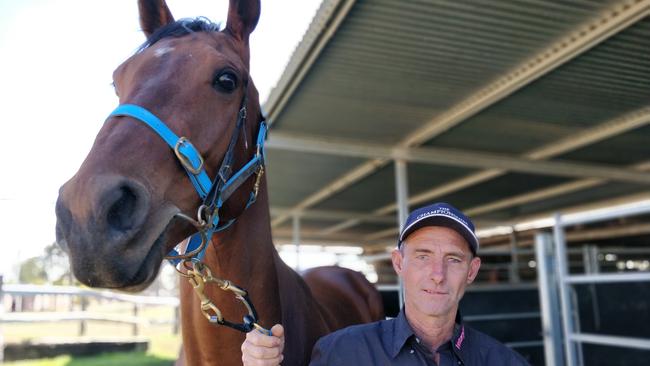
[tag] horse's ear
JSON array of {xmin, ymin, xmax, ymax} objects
[
  {"xmin": 138, "ymin": 0, "xmax": 175, "ymax": 38},
  {"xmin": 225, "ymin": 0, "xmax": 260, "ymax": 44}
]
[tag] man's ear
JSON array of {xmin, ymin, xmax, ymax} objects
[
  {"xmin": 467, "ymin": 256, "xmax": 481, "ymax": 284},
  {"xmin": 391, "ymin": 248, "xmax": 404, "ymax": 275}
]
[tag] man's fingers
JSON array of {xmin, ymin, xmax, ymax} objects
[
  {"xmin": 270, "ymin": 324, "xmax": 284, "ymax": 338},
  {"xmin": 242, "ymin": 337, "xmax": 282, "ymax": 359},
  {"xmin": 241, "ymin": 324, "xmax": 285, "ymax": 366},
  {"xmin": 242, "ymin": 353, "xmax": 283, "ymax": 366},
  {"xmin": 247, "ymin": 326, "xmax": 283, "ymax": 347}
]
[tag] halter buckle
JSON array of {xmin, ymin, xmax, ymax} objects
[{"xmin": 174, "ymin": 137, "xmax": 204, "ymax": 175}]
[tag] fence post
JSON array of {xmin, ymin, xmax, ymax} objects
[
  {"xmin": 1, "ymin": 275, "xmax": 4, "ymax": 363},
  {"xmin": 133, "ymin": 303, "xmax": 139, "ymax": 336},
  {"xmin": 79, "ymin": 296, "xmax": 87, "ymax": 336},
  {"xmin": 173, "ymin": 305, "xmax": 180, "ymax": 334}
]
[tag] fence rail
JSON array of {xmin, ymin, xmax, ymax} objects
[
  {"xmin": 2, "ymin": 284, "xmax": 179, "ymax": 306},
  {"xmin": 0, "ymin": 282, "xmax": 179, "ymax": 340}
]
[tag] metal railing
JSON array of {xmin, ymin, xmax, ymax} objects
[
  {"xmin": 376, "ymin": 282, "xmax": 543, "ymax": 352},
  {"xmin": 550, "ymin": 204, "xmax": 650, "ymax": 366}
]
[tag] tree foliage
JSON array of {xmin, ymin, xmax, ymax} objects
[{"xmin": 18, "ymin": 242, "xmax": 72, "ymax": 284}]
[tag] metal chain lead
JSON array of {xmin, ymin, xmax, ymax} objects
[{"xmin": 184, "ymin": 259, "xmax": 270, "ymax": 334}]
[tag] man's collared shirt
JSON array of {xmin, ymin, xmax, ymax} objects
[{"xmin": 309, "ymin": 310, "xmax": 530, "ymax": 365}]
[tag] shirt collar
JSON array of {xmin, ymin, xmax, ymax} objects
[
  {"xmin": 388, "ymin": 309, "xmax": 415, "ymax": 358},
  {"xmin": 387, "ymin": 308, "xmax": 468, "ymax": 363},
  {"xmin": 450, "ymin": 311, "xmax": 468, "ymax": 365}
]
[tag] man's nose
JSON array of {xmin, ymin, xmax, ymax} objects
[{"xmin": 429, "ymin": 258, "xmax": 446, "ymax": 284}]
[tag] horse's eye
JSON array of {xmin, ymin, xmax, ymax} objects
[{"xmin": 214, "ymin": 71, "xmax": 238, "ymax": 93}]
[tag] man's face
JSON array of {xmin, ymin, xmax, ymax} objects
[{"xmin": 392, "ymin": 226, "xmax": 481, "ymax": 319}]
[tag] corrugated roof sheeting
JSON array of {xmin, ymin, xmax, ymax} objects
[
  {"xmin": 264, "ymin": 0, "xmax": 650, "ymax": 248},
  {"xmin": 436, "ymin": 172, "xmax": 576, "ymax": 210},
  {"xmin": 426, "ymin": 16, "xmax": 650, "ymax": 154},
  {"xmin": 310, "ymin": 163, "xmax": 481, "ymax": 212},
  {"xmin": 272, "ymin": 0, "xmax": 621, "ymax": 142},
  {"xmin": 266, "ymin": 150, "xmax": 367, "ymax": 207},
  {"xmin": 311, "ymin": 164, "xmax": 397, "ymax": 211},
  {"xmin": 558, "ymin": 124, "xmax": 650, "ymax": 164}
]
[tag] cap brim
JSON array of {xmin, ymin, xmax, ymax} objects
[{"xmin": 399, "ymin": 215, "xmax": 479, "ymax": 255}]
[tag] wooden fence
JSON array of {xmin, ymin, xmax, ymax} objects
[{"xmin": 0, "ymin": 278, "xmax": 179, "ymax": 361}]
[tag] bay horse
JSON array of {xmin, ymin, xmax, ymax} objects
[{"xmin": 54, "ymin": 0, "xmax": 383, "ymax": 364}]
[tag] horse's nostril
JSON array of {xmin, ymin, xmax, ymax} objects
[{"xmin": 107, "ymin": 185, "xmax": 138, "ymax": 231}]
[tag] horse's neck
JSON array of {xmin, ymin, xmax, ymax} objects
[
  {"xmin": 179, "ymin": 183, "xmax": 329, "ymax": 365},
  {"xmin": 208, "ymin": 183, "xmax": 282, "ymax": 322},
  {"xmin": 209, "ymin": 188, "xmax": 275, "ymax": 283},
  {"xmin": 179, "ymin": 183, "xmax": 284, "ymax": 364}
]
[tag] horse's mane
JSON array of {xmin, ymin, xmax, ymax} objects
[{"xmin": 138, "ymin": 17, "xmax": 221, "ymax": 52}]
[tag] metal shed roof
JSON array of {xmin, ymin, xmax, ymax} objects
[{"xmin": 261, "ymin": 0, "xmax": 650, "ymax": 251}]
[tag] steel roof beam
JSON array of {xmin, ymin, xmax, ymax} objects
[
  {"xmin": 320, "ymin": 109, "xmax": 650, "ymax": 235},
  {"xmin": 267, "ymin": 1, "xmax": 650, "ymax": 229},
  {"xmin": 362, "ymin": 192, "xmax": 650, "ymax": 251},
  {"xmin": 378, "ymin": 108, "xmax": 650, "ymax": 215},
  {"xmin": 271, "ymin": 227, "xmax": 378, "ymax": 244},
  {"xmin": 360, "ymin": 159, "xmax": 650, "ymax": 241},
  {"xmin": 267, "ymin": 130, "xmax": 650, "ymax": 184},
  {"xmin": 270, "ymin": 207, "xmax": 396, "ymax": 224}
]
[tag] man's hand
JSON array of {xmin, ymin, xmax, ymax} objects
[{"xmin": 242, "ymin": 324, "xmax": 285, "ymax": 366}]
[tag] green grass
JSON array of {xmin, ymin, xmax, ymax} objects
[
  {"xmin": 4, "ymin": 352, "xmax": 174, "ymax": 366},
  {"xmin": 3, "ymin": 331, "xmax": 180, "ymax": 366},
  {"xmin": 2, "ymin": 303, "xmax": 181, "ymax": 365}
]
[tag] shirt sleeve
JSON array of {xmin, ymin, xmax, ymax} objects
[
  {"xmin": 508, "ymin": 350, "xmax": 532, "ymax": 366},
  {"xmin": 309, "ymin": 334, "xmax": 340, "ymax": 366}
]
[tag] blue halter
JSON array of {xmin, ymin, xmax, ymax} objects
[{"xmin": 108, "ymin": 103, "xmax": 267, "ymax": 265}]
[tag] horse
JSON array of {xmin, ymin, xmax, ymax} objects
[{"xmin": 54, "ymin": 0, "xmax": 384, "ymax": 364}]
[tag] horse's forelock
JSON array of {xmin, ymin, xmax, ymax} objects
[{"xmin": 137, "ymin": 17, "xmax": 221, "ymax": 53}]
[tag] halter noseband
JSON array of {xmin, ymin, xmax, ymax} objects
[{"xmin": 108, "ymin": 98, "xmax": 267, "ymax": 265}]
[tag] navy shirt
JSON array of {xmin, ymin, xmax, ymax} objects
[{"xmin": 309, "ymin": 310, "xmax": 530, "ymax": 365}]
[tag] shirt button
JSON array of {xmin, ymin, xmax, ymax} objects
[
  {"xmin": 410, "ymin": 349, "xmax": 415, "ymax": 354},
  {"xmin": 415, "ymin": 338, "xmax": 421, "ymax": 343}
]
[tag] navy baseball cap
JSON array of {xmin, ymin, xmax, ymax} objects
[{"xmin": 398, "ymin": 202, "xmax": 479, "ymax": 255}]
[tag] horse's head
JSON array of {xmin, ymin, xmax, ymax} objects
[{"xmin": 55, "ymin": 0, "xmax": 263, "ymax": 291}]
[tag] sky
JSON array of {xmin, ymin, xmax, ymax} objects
[{"xmin": 0, "ymin": 0, "xmax": 322, "ymax": 280}]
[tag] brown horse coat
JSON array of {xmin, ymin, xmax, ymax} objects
[{"xmin": 55, "ymin": 1, "xmax": 383, "ymax": 365}]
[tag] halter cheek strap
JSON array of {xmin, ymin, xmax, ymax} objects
[
  {"xmin": 110, "ymin": 105, "xmax": 213, "ymax": 197},
  {"xmin": 108, "ymin": 103, "xmax": 267, "ymax": 264}
]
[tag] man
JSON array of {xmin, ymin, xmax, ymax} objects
[{"xmin": 242, "ymin": 202, "xmax": 530, "ymax": 365}]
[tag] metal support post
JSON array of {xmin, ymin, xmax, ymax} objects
[
  {"xmin": 535, "ymin": 232, "xmax": 564, "ymax": 366},
  {"xmin": 509, "ymin": 227, "xmax": 521, "ymax": 283},
  {"xmin": 554, "ymin": 214, "xmax": 580, "ymax": 366},
  {"xmin": 293, "ymin": 214, "xmax": 301, "ymax": 271},
  {"xmin": 394, "ymin": 159, "xmax": 409, "ymax": 308},
  {"xmin": 582, "ymin": 245, "xmax": 601, "ymax": 330},
  {"xmin": 582, "ymin": 245, "xmax": 600, "ymax": 274}
]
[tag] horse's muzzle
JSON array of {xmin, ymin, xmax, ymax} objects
[{"xmin": 55, "ymin": 175, "xmax": 161, "ymax": 289}]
